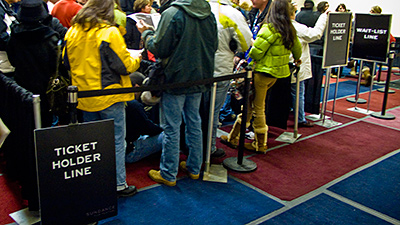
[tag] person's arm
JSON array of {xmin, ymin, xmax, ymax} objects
[
  {"xmin": 0, "ymin": 10, "xmax": 10, "ymax": 51},
  {"xmin": 231, "ymin": 8, "xmax": 253, "ymax": 53},
  {"xmin": 292, "ymin": 36, "xmax": 302, "ymax": 61},
  {"xmin": 139, "ymin": 7, "xmax": 181, "ymax": 59},
  {"xmin": 126, "ymin": 100, "xmax": 163, "ymax": 137},
  {"xmin": 295, "ymin": 13, "xmax": 327, "ymax": 43},
  {"xmin": 249, "ymin": 26, "xmax": 276, "ymax": 61},
  {"xmin": 106, "ymin": 27, "xmax": 141, "ymax": 75}
]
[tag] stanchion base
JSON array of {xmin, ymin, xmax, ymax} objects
[
  {"xmin": 306, "ymin": 114, "xmax": 330, "ymax": 121},
  {"xmin": 9, "ymin": 208, "xmax": 40, "ymax": 224},
  {"xmin": 377, "ymin": 88, "xmax": 395, "ymax": 93},
  {"xmin": 275, "ymin": 132, "xmax": 302, "ymax": 144},
  {"xmin": 223, "ymin": 157, "xmax": 257, "ymax": 173},
  {"xmin": 314, "ymin": 120, "xmax": 342, "ymax": 128},
  {"xmin": 346, "ymin": 97, "xmax": 367, "ymax": 104},
  {"xmin": 347, "ymin": 107, "xmax": 374, "ymax": 115},
  {"xmin": 371, "ymin": 112, "xmax": 396, "ymax": 120},
  {"xmin": 374, "ymin": 81, "xmax": 386, "ymax": 85},
  {"xmin": 203, "ymin": 164, "xmax": 228, "ymax": 183}
]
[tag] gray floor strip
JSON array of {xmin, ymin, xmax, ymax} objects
[
  {"xmin": 324, "ymin": 190, "xmax": 400, "ymax": 225},
  {"xmin": 229, "ymin": 175, "xmax": 286, "ymax": 206}
]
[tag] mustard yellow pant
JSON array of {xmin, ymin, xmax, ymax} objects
[{"xmin": 240, "ymin": 72, "xmax": 277, "ymax": 134}]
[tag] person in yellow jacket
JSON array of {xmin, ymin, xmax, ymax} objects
[{"xmin": 63, "ymin": 0, "xmax": 141, "ymax": 197}]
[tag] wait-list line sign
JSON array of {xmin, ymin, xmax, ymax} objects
[{"xmin": 352, "ymin": 13, "xmax": 392, "ymax": 63}]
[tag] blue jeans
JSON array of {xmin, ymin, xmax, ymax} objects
[
  {"xmin": 291, "ymin": 81, "xmax": 306, "ymax": 123},
  {"xmin": 82, "ymin": 102, "xmax": 127, "ymax": 191},
  {"xmin": 159, "ymin": 92, "xmax": 203, "ymax": 182},
  {"xmin": 126, "ymin": 132, "xmax": 164, "ymax": 163},
  {"xmin": 212, "ymin": 81, "xmax": 230, "ymax": 152}
]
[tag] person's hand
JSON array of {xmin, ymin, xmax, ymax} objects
[
  {"xmin": 294, "ymin": 59, "xmax": 302, "ymax": 66},
  {"xmin": 233, "ymin": 56, "xmax": 241, "ymax": 65},
  {"xmin": 136, "ymin": 20, "xmax": 151, "ymax": 33}
]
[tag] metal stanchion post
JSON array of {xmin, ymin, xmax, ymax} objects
[
  {"xmin": 377, "ymin": 43, "xmax": 397, "ymax": 94},
  {"xmin": 366, "ymin": 62, "xmax": 377, "ymax": 113},
  {"xmin": 347, "ymin": 60, "xmax": 367, "ymax": 104},
  {"xmin": 375, "ymin": 63, "xmax": 385, "ymax": 85},
  {"xmin": 223, "ymin": 70, "xmax": 257, "ymax": 173},
  {"xmin": 203, "ymin": 82, "xmax": 227, "ymax": 183},
  {"xmin": 371, "ymin": 51, "xmax": 396, "ymax": 120},
  {"xmin": 276, "ymin": 64, "xmax": 302, "ymax": 143},
  {"xmin": 32, "ymin": 95, "xmax": 42, "ymax": 129},
  {"xmin": 67, "ymin": 86, "xmax": 78, "ymax": 125},
  {"xmin": 315, "ymin": 68, "xmax": 342, "ymax": 128},
  {"xmin": 319, "ymin": 68, "xmax": 330, "ymax": 121},
  {"xmin": 294, "ymin": 70, "xmax": 300, "ymax": 138}
]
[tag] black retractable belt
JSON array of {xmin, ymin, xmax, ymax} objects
[{"xmin": 77, "ymin": 72, "xmax": 247, "ymax": 98}]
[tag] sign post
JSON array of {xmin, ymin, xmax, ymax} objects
[
  {"xmin": 34, "ymin": 119, "xmax": 117, "ymax": 225},
  {"xmin": 317, "ymin": 12, "xmax": 352, "ymax": 128}
]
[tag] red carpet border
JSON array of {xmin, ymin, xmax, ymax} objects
[{"xmin": 230, "ymin": 121, "xmax": 400, "ymax": 201}]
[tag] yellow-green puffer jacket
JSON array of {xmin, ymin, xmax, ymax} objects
[
  {"xmin": 249, "ymin": 23, "xmax": 302, "ymax": 78},
  {"xmin": 63, "ymin": 23, "xmax": 140, "ymax": 112}
]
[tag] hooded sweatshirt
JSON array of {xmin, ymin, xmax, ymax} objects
[{"xmin": 142, "ymin": 0, "xmax": 218, "ymax": 95}]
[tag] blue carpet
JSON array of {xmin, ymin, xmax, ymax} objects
[
  {"xmin": 262, "ymin": 194, "xmax": 391, "ymax": 224},
  {"xmin": 328, "ymin": 152, "xmax": 400, "ymax": 220},
  {"xmin": 99, "ymin": 178, "xmax": 283, "ymax": 225},
  {"xmin": 322, "ymin": 80, "xmax": 380, "ymax": 101}
]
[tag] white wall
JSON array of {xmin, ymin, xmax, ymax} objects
[
  {"xmin": 293, "ymin": 0, "xmax": 400, "ymax": 36},
  {"xmin": 239, "ymin": 0, "xmax": 399, "ymax": 36}
]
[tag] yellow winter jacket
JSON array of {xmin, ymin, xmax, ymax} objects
[{"xmin": 63, "ymin": 23, "xmax": 140, "ymax": 112}]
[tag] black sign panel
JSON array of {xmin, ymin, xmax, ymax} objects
[
  {"xmin": 323, "ymin": 12, "xmax": 352, "ymax": 68},
  {"xmin": 35, "ymin": 119, "xmax": 117, "ymax": 225},
  {"xmin": 352, "ymin": 13, "xmax": 392, "ymax": 63}
]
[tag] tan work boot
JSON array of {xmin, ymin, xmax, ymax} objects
[
  {"xmin": 350, "ymin": 67, "xmax": 356, "ymax": 76},
  {"xmin": 179, "ymin": 161, "xmax": 200, "ymax": 180},
  {"xmin": 148, "ymin": 170, "xmax": 176, "ymax": 186},
  {"xmin": 362, "ymin": 67, "xmax": 372, "ymax": 87}
]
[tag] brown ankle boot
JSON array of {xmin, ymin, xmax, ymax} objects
[
  {"xmin": 244, "ymin": 131, "xmax": 267, "ymax": 154},
  {"xmin": 220, "ymin": 115, "xmax": 242, "ymax": 148},
  {"xmin": 255, "ymin": 133, "xmax": 267, "ymax": 153}
]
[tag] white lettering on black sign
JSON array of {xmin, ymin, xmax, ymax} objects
[
  {"xmin": 356, "ymin": 28, "xmax": 388, "ymax": 40},
  {"xmin": 331, "ymin": 23, "xmax": 346, "ymax": 41},
  {"xmin": 52, "ymin": 142, "xmax": 101, "ymax": 180}
]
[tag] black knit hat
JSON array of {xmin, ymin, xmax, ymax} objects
[
  {"xmin": 304, "ymin": 0, "xmax": 314, "ymax": 9},
  {"xmin": 17, "ymin": 0, "xmax": 49, "ymax": 23}
]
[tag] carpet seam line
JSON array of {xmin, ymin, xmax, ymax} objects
[{"xmin": 323, "ymin": 190, "xmax": 400, "ymax": 224}]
